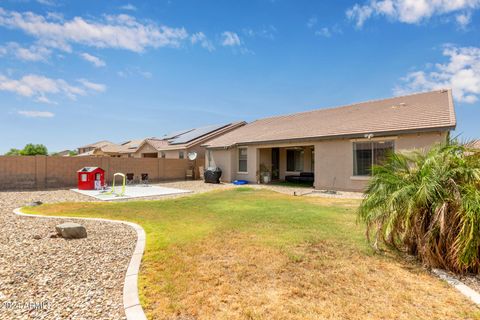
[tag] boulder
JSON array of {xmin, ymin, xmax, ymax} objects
[
  {"xmin": 27, "ymin": 201, "xmax": 43, "ymax": 207},
  {"xmin": 55, "ymin": 222, "xmax": 87, "ymax": 239}
]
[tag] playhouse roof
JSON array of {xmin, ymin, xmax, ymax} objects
[{"xmin": 77, "ymin": 167, "xmax": 103, "ymax": 173}]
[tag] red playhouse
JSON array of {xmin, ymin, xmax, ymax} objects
[{"xmin": 77, "ymin": 167, "xmax": 105, "ymax": 190}]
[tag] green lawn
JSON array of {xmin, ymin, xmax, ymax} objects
[{"xmin": 25, "ymin": 188, "xmax": 480, "ymax": 320}]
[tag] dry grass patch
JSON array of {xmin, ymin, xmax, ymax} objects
[{"xmin": 142, "ymin": 232, "xmax": 479, "ymax": 320}]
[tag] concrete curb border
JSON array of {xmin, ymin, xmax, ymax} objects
[
  {"xmin": 13, "ymin": 207, "xmax": 147, "ymax": 320},
  {"xmin": 432, "ymin": 269, "xmax": 480, "ymax": 305}
]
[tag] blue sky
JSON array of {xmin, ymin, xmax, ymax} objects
[{"xmin": 0, "ymin": 0, "xmax": 479, "ymax": 153}]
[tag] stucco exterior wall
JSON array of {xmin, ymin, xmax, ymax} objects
[
  {"xmin": 209, "ymin": 130, "xmax": 448, "ymax": 190},
  {"xmin": 133, "ymin": 143, "xmax": 158, "ymax": 158},
  {"xmin": 314, "ymin": 131, "xmax": 448, "ymax": 192},
  {"xmin": 205, "ymin": 149, "xmax": 234, "ymax": 182}
]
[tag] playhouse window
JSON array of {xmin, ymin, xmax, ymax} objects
[{"xmin": 81, "ymin": 174, "xmax": 87, "ymax": 182}]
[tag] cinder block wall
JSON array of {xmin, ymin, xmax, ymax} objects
[{"xmin": 0, "ymin": 156, "xmax": 191, "ymax": 190}]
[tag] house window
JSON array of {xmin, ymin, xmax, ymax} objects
[
  {"xmin": 238, "ymin": 148, "xmax": 248, "ymax": 172},
  {"xmin": 353, "ymin": 141, "xmax": 394, "ymax": 176},
  {"xmin": 287, "ymin": 149, "xmax": 304, "ymax": 172},
  {"xmin": 179, "ymin": 151, "xmax": 184, "ymax": 159}
]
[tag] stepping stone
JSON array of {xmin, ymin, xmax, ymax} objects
[{"xmin": 55, "ymin": 222, "xmax": 87, "ymax": 239}]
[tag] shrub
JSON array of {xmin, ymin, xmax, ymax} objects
[{"xmin": 358, "ymin": 141, "xmax": 480, "ymax": 273}]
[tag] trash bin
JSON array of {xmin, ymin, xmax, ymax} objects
[{"xmin": 204, "ymin": 167, "xmax": 222, "ymax": 184}]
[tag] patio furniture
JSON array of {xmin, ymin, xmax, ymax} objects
[
  {"xmin": 199, "ymin": 166, "xmax": 205, "ymax": 180},
  {"xmin": 126, "ymin": 173, "xmax": 135, "ymax": 185},
  {"xmin": 285, "ymin": 172, "xmax": 314, "ymax": 185},
  {"xmin": 141, "ymin": 173, "xmax": 149, "ymax": 185},
  {"xmin": 204, "ymin": 167, "xmax": 222, "ymax": 184},
  {"xmin": 185, "ymin": 169, "xmax": 194, "ymax": 180}
]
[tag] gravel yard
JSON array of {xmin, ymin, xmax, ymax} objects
[{"xmin": 0, "ymin": 190, "xmax": 136, "ymax": 320}]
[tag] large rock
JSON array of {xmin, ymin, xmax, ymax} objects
[{"xmin": 55, "ymin": 222, "xmax": 87, "ymax": 239}]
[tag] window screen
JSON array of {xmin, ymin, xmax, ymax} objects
[{"xmin": 238, "ymin": 148, "xmax": 248, "ymax": 172}]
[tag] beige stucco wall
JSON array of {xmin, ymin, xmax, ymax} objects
[
  {"xmin": 133, "ymin": 143, "xmax": 158, "ymax": 158},
  {"xmin": 314, "ymin": 131, "xmax": 448, "ymax": 192},
  {"xmin": 209, "ymin": 130, "xmax": 448, "ymax": 190},
  {"xmin": 205, "ymin": 148, "xmax": 234, "ymax": 182}
]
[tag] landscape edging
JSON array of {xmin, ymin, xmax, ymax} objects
[
  {"xmin": 12, "ymin": 207, "xmax": 147, "ymax": 320},
  {"xmin": 432, "ymin": 269, "xmax": 480, "ymax": 305}
]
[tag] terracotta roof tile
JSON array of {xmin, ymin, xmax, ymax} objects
[{"xmin": 205, "ymin": 90, "xmax": 456, "ymax": 148}]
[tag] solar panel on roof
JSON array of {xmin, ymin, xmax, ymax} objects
[
  {"xmin": 169, "ymin": 124, "xmax": 229, "ymax": 145},
  {"xmin": 162, "ymin": 129, "xmax": 194, "ymax": 140}
]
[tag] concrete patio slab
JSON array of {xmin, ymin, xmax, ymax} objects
[{"xmin": 71, "ymin": 185, "xmax": 191, "ymax": 201}]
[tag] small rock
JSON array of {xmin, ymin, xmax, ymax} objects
[
  {"xmin": 33, "ymin": 235, "xmax": 42, "ymax": 240},
  {"xmin": 55, "ymin": 222, "xmax": 87, "ymax": 239},
  {"xmin": 27, "ymin": 201, "xmax": 43, "ymax": 207},
  {"xmin": 49, "ymin": 233, "xmax": 59, "ymax": 238}
]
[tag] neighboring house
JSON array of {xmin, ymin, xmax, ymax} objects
[
  {"xmin": 203, "ymin": 90, "xmax": 456, "ymax": 192},
  {"xmin": 77, "ymin": 140, "xmax": 114, "ymax": 155},
  {"xmin": 56, "ymin": 150, "xmax": 73, "ymax": 156},
  {"xmin": 133, "ymin": 122, "xmax": 246, "ymax": 159},
  {"xmin": 472, "ymin": 140, "xmax": 480, "ymax": 149},
  {"xmin": 76, "ymin": 139, "xmax": 143, "ymax": 157}
]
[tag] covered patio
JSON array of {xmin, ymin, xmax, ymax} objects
[{"xmin": 251, "ymin": 144, "xmax": 315, "ymax": 185}]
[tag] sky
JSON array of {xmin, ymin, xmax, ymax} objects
[{"xmin": 0, "ymin": 0, "xmax": 479, "ymax": 153}]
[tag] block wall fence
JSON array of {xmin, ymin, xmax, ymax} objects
[{"xmin": 0, "ymin": 156, "xmax": 204, "ymax": 190}]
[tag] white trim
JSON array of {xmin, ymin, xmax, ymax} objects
[
  {"xmin": 432, "ymin": 269, "xmax": 480, "ymax": 305},
  {"xmin": 13, "ymin": 207, "xmax": 147, "ymax": 320},
  {"xmin": 350, "ymin": 176, "xmax": 371, "ymax": 181},
  {"xmin": 237, "ymin": 172, "xmax": 248, "ymax": 175},
  {"xmin": 350, "ymin": 136, "xmax": 398, "ymax": 142}
]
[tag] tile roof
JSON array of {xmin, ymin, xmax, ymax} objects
[
  {"xmin": 78, "ymin": 140, "xmax": 114, "ymax": 149},
  {"xmin": 471, "ymin": 140, "xmax": 480, "ymax": 149},
  {"xmin": 205, "ymin": 89, "xmax": 456, "ymax": 148},
  {"xmin": 144, "ymin": 122, "xmax": 246, "ymax": 151}
]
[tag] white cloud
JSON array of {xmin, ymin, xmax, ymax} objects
[
  {"xmin": 315, "ymin": 27, "xmax": 332, "ymax": 37},
  {"xmin": 0, "ymin": 73, "xmax": 106, "ymax": 102},
  {"xmin": 80, "ymin": 52, "xmax": 106, "ymax": 67},
  {"xmin": 221, "ymin": 31, "xmax": 241, "ymax": 47},
  {"xmin": 242, "ymin": 25, "xmax": 276, "ymax": 40},
  {"xmin": 347, "ymin": 0, "xmax": 480, "ymax": 28},
  {"xmin": 0, "ymin": 8, "xmax": 189, "ymax": 53},
  {"xmin": 18, "ymin": 110, "xmax": 54, "ymax": 118},
  {"xmin": 77, "ymin": 79, "xmax": 106, "ymax": 92},
  {"xmin": 0, "ymin": 42, "xmax": 51, "ymax": 62},
  {"xmin": 456, "ymin": 12, "xmax": 472, "ymax": 28},
  {"xmin": 117, "ymin": 67, "xmax": 152, "ymax": 79},
  {"xmin": 36, "ymin": 0, "xmax": 56, "ymax": 6},
  {"xmin": 394, "ymin": 46, "xmax": 480, "ymax": 103},
  {"xmin": 190, "ymin": 32, "xmax": 215, "ymax": 51},
  {"xmin": 120, "ymin": 4, "xmax": 137, "ymax": 11},
  {"xmin": 307, "ymin": 16, "xmax": 318, "ymax": 28}
]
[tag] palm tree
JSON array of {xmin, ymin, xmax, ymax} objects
[{"xmin": 358, "ymin": 140, "xmax": 480, "ymax": 273}]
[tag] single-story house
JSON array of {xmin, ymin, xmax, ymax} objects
[
  {"xmin": 203, "ymin": 89, "xmax": 456, "ymax": 192},
  {"xmin": 77, "ymin": 140, "xmax": 143, "ymax": 157},
  {"xmin": 133, "ymin": 122, "xmax": 246, "ymax": 159},
  {"xmin": 77, "ymin": 140, "xmax": 114, "ymax": 155}
]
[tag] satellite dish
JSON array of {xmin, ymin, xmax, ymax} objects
[{"xmin": 187, "ymin": 152, "xmax": 198, "ymax": 161}]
